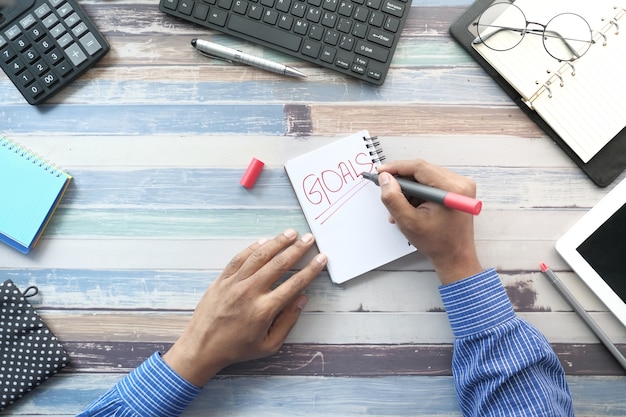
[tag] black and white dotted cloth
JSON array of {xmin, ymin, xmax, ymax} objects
[{"xmin": 0, "ymin": 280, "xmax": 69, "ymax": 410}]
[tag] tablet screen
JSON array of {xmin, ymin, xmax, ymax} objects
[{"xmin": 576, "ymin": 203, "xmax": 626, "ymax": 304}]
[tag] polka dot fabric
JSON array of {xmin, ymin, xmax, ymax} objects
[{"xmin": 0, "ymin": 280, "xmax": 69, "ymax": 410}]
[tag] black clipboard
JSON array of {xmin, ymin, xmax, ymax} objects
[{"xmin": 449, "ymin": 0, "xmax": 626, "ymax": 187}]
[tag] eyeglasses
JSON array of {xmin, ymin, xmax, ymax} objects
[{"xmin": 472, "ymin": 2, "xmax": 593, "ymax": 62}]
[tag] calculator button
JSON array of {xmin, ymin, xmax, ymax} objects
[
  {"xmin": 33, "ymin": 60, "xmax": 50, "ymax": 76},
  {"xmin": 80, "ymin": 32, "xmax": 103, "ymax": 55},
  {"xmin": 26, "ymin": 81, "xmax": 45, "ymax": 100},
  {"xmin": 72, "ymin": 22, "xmax": 88, "ymax": 37},
  {"xmin": 18, "ymin": 69, "xmax": 36, "ymax": 86},
  {"xmin": 4, "ymin": 25, "xmax": 22, "ymax": 41},
  {"xmin": 65, "ymin": 12, "xmax": 81, "ymax": 28},
  {"xmin": 43, "ymin": 14, "xmax": 60, "ymax": 29},
  {"xmin": 42, "ymin": 71, "xmax": 59, "ymax": 87},
  {"xmin": 0, "ymin": 36, "xmax": 7, "ymax": 49},
  {"xmin": 7, "ymin": 58, "xmax": 26, "ymax": 75},
  {"xmin": 14, "ymin": 36, "xmax": 31, "ymax": 52},
  {"xmin": 19, "ymin": 14, "xmax": 37, "ymax": 30},
  {"xmin": 58, "ymin": 33, "xmax": 73, "ymax": 48},
  {"xmin": 35, "ymin": 4, "xmax": 53, "ymax": 19},
  {"xmin": 47, "ymin": 48, "xmax": 63, "ymax": 64},
  {"xmin": 1, "ymin": 46, "xmax": 16, "ymax": 63},
  {"xmin": 55, "ymin": 59, "xmax": 72, "ymax": 76},
  {"xmin": 38, "ymin": 37, "xmax": 55, "ymax": 53},
  {"xmin": 28, "ymin": 24, "xmax": 47, "ymax": 41},
  {"xmin": 57, "ymin": 3, "xmax": 74, "ymax": 17},
  {"xmin": 49, "ymin": 0, "xmax": 66, "ymax": 7},
  {"xmin": 50, "ymin": 23, "xmax": 66, "ymax": 38},
  {"xmin": 65, "ymin": 42, "xmax": 87, "ymax": 66},
  {"xmin": 23, "ymin": 48, "xmax": 40, "ymax": 64}
]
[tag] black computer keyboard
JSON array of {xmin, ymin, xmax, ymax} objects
[{"xmin": 159, "ymin": 0, "xmax": 411, "ymax": 85}]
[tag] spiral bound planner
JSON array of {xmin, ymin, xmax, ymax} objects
[
  {"xmin": 284, "ymin": 130, "xmax": 416, "ymax": 284},
  {"xmin": 450, "ymin": 0, "xmax": 626, "ymax": 187},
  {"xmin": 0, "ymin": 136, "xmax": 72, "ymax": 253}
]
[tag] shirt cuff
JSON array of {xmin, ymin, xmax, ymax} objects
[
  {"xmin": 438, "ymin": 268, "xmax": 516, "ymax": 339},
  {"xmin": 117, "ymin": 352, "xmax": 202, "ymax": 417}
]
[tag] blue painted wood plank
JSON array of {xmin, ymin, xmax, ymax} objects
[
  {"xmin": 0, "ymin": 67, "xmax": 508, "ymax": 107},
  {"xmin": 0, "ymin": 105, "xmax": 287, "ymax": 135},
  {"xmin": 7, "ymin": 375, "xmax": 626, "ymax": 416},
  {"xmin": 55, "ymin": 167, "xmax": 596, "ymax": 209},
  {"xmin": 60, "ymin": 169, "xmax": 298, "ymax": 208}
]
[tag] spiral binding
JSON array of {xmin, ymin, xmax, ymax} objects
[
  {"xmin": 528, "ymin": 5, "xmax": 625, "ymax": 105},
  {"xmin": 0, "ymin": 136, "xmax": 64, "ymax": 177},
  {"xmin": 362, "ymin": 135, "xmax": 387, "ymax": 164}
]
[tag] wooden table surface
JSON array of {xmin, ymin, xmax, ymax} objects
[{"xmin": 1, "ymin": 0, "xmax": 625, "ymax": 415}]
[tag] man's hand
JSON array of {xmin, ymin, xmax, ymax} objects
[
  {"xmin": 163, "ymin": 229, "xmax": 327, "ymax": 387},
  {"xmin": 377, "ymin": 160, "xmax": 483, "ymax": 285}
]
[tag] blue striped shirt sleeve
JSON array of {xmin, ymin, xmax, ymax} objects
[
  {"xmin": 77, "ymin": 352, "xmax": 201, "ymax": 417},
  {"xmin": 439, "ymin": 268, "xmax": 574, "ymax": 417}
]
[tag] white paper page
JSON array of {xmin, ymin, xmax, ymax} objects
[
  {"xmin": 472, "ymin": 0, "xmax": 626, "ymax": 162},
  {"xmin": 284, "ymin": 131, "xmax": 415, "ymax": 284},
  {"xmin": 531, "ymin": 7, "xmax": 626, "ymax": 162}
]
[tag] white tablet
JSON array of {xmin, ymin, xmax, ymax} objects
[{"xmin": 556, "ymin": 177, "xmax": 626, "ymax": 328}]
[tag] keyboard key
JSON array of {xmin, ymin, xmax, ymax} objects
[
  {"xmin": 302, "ymin": 39, "xmax": 321, "ymax": 58},
  {"xmin": 354, "ymin": 39, "xmax": 388, "ymax": 61},
  {"xmin": 382, "ymin": 0, "xmax": 405, "ymax": 17},
  {"xmin": 193, "ymin": 3, "xmax": 210, "ymax": 19},
  {"xmin": 208, "ymin": 9, "xmax": 228, "ymax": 26},
  {"xmin": 367, "ymin": 28, "xmax": 393, "ymax": 47},
  {"xmin": 228, "ymin": 14, "xmax": 302, "ymax": 51},
  {"xmin": 162, "ymin": 0, "xmax": 179, "ymax": 10},
  {"xmin": 178, "ymin": 0, "xmax": 194, "ymax": 15}
]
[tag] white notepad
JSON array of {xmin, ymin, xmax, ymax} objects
[
  {"xmin": 284, "ymin": 131, "xmax": 416, "ymax": 284},
  {"xmin": 471, "ymin": 0, "xmax": 626, "ymax": 163}
]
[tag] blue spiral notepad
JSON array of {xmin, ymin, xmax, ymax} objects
[{"xmin": 0, "ymin": 136, "xmax": 71, "ymax": 253}]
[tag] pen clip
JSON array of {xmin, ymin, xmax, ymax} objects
[{"xmin": 195, "ymin": 49, "xmax": 233, "ymax": 63}]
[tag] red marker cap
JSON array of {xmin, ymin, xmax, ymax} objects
[{"xmin": 240, "ymin": 158, "xmax": 265, "ymax": 189}]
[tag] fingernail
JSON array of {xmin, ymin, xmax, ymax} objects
[
  {"xmin": 301, "ymin": 233, "xmax": 314, "ymax": 243},
  {"xmin": 297, "ymin": 296, "xmax": 309, "ymax": 310},
  {"xmin": 314, "ymin": 253, "xmax": 327, "ymax": 265},
  {"xmin": 379, "ymin": 172, "xmax": 390, "ymax": 185},
  {"xmin": 283, "ymin": 228, "xmax": 297, "ymax": 239}
]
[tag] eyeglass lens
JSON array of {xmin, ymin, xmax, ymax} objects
[{"xmin": 475, "ymin": 2, "xmax": 593, "ymax": 61}]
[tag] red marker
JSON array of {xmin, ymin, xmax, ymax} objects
[{"xmin": 361, "ymin": 172, "xmax": 482, "ymax": 215}]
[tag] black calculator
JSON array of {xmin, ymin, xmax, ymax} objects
[{"xmin": 0, "ymin": 0, "xmax": 109, "ymax": 105}]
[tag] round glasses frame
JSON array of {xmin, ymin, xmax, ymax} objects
[{"xmin": 473, "ymin": 2, "xmax": 593, "ymax": 62}]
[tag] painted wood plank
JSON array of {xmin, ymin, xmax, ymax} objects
[
  {"xmin": 22, "ymin": 167, "xmax": 611, "ymax": 211},
  {"xmin": 0, "ymin": 238, "xmax": 599, "ymax": 272},
  {"xmin": 62, "ymin": 342, "xmax": 626, "ymax": 376},
  {"xmin": 0, "ymin": 269, "xmax": 613, "ymax": 314},
  {"xmin": 36, "ymin": 310, "xmax": 626, "ymax": 345},
  {"xmin": 0, "ymin": 134, "xmax": 578, "ymax": 168},
  {"xmin": 5, "ymin": 374, "xmax": 626, "ymax": 416}
]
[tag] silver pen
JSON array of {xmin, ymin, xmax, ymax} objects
[
  {"xmin": 191, "ymin": 38, "xmax": 307, "ymax": 78},
  {"xmin": 540, "ymin": 263, "xmax": 626, "ymax": 371}
]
